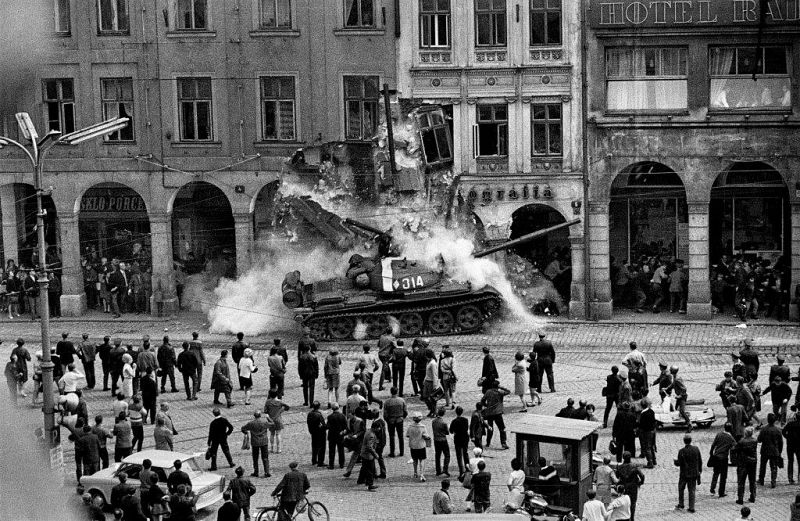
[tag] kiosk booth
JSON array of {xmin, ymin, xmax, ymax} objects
[{"xmin": 510, "ymin": 414, "xmax": 600, "ymax": 517}]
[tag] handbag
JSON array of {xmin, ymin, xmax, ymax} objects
[
  {"xmin": 601, "ymin": 387, "xmax": 608, "ymax": 397},
  {"xmin": 461, "ymin": 472, "xmax": 473, "ymax": 489},
  {"xmin": 608, "ymin": 439, "xmax": 617, "ymax": 454},
  {"xmin": 706, "ymin": 454, "xmax": 716, "ymax": 468},
  {"xmin": 778, "ymin": 456, "xmax": 785, "ymax": 469},
  {"xmin": 424, "ymin": 435, "xmax": 432, "ymax": 448},
  {"xmin": 204, "ymin": 447, "xmax": 212, "ymax": 460},
  {"xmin": 477, "ymin": 376, "xmax": 486, "ymax": 388},
  {"xmin": 241, "ymin": 432, "xmax": 251, "ymax": 451}
]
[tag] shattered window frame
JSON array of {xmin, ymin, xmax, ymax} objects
[
  {"xmin": 42, "ymin": 78, "xmax": 76, "ymax": 134},
  {"xmin": 531, "ymin": 103, "xmax": 562, "ymax": 157},
  {"xmin": 343, "ymin": 75, "xmax": 380, "ymax": 141},
  {"xmin": 417, "ymin": 108, "xmax": 453, "ymax": 165},
  {"xmin": 177, "ymin": 77, "xmax": 214, "ymax": 142},
  {"xmin": 420, "ymin": 0, "xmax": 451, "ymax": 48},
  {"xmin": 475, "ymin": 103, "xmax": 508, "ymax": 157},
  {"xmin": 101, "ymin": 77, "xmax": 135, "ymax": 142},
  {"xmin": 475, "ymin": 0, "xmax": 507, "ymax": 47},
  {"xmin": 530, "ymin": 0, "xmax": 561, "ymax": 46},
  {"xmin": 260, "ymin": 76, "xmax": 297, "ymax": 141},
  {"xmin": 344, "ymin": 0, "xmax": 375, "ymax": 28}
]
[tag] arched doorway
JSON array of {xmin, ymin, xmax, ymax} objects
[
  {"xmin": 171, "ymin": 181, "xmax": 236, "ymax": 278},
  {"xmin": 2, "ymin": 183, "xmax": 60, "ymax": 270},
  {"xmin": 609, "ymin": 162, "xmax": 687, "ymax": 308},
  {"xmin": 508, "ymin": 204, "xmax": 571, "ymax": 313},
  {"xmin": 78, "ymin": 183, "xmax": 151, "ymax": 268}
]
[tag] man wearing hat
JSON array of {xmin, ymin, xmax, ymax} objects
[
  {"xmin": 480, "ymin": 346, "xmax": 498, "ymax": 394},
  {"xmin": 272, "ymin": 462, "xmax": 310, "ymax": 520},
  {"xmin": 651, "ymin": 362, "xmax": 672, "ymax": 395},
  {"xmin": 533, "ymin": 332, "xmax": 556, "ymax": 393}
]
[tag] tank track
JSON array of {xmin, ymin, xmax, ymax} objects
[{"xmin": 298, "ymin": 292, "xmax": 503, "ymax": 341}]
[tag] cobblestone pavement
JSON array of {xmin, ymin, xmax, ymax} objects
[{"xmin": 2, "ymin": 316, "xmax": 799, "ymax": 520}]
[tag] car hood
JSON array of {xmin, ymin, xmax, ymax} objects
[{"xmin": 81, "ymin": 466, "xmax": 118, "ymax": 485}]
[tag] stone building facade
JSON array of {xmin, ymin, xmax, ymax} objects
[
  {"xmin": 0, "ymin": 0, "xmax": 397, "ymax": 316},
  {"xmin": 584, "ymin": 0, "xmax": 800, "ymax": 319},
  {"xmin": 397, "ymin": 0, "xmax": 587, "ymax": 316}
]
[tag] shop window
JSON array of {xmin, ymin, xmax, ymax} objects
[
  {"xmin": 531, "ymin": 103, "xmax": 562, "ymax": 157},
  {"xmin": 475, "ymin": 0, "xmax": 506, "ymax": 47},
  {"xmin": 530, "ymin": 0, "xmax": 561, "ymax": 46},
  {"xmin": 474, "ymin": 104, "xmax": 507, "ymax": 157},
  {"xmin": 259, "ymin": 0, "xmax": 292, "ymax": 29},
  {"xmin": 101, "ymin": 78, "xmax": 134, "ymax": 142},
  {"xmin": 43, "ymin": 78, "xmax": 75, "ymax": 134},
  {"xmin": 260, "ymin": 76, "xmax": 296, "ymax": 141},
  {"xmin": 709, "ymin": 47, "xmax": 791, "ymax": 110},
  {"xmin": 344, "ymin": 0, "xmax": 374, "ymax": 28},
  {"xmin": 344, "ymin": 75, "xmax": 379, "ymax": 140},
  {"xmin": 606, "ymin": 47, "xmax": 688, "ymax": 111},
  {"xmin": 55, "ymin": 0, "xmax": 71, "ymax": 34},
  {"xmin": 176, "ymin": 0, "xmax": 208, "ymax": 30},
  {"xmin": 417, "ymin": 108, "xmax": 452, "ymax": 164},
  {"xmin": 97, "ymin": 0, "xmax": 129, "ymax": 34},
  {"xmin": 177, "ymin": 77, "xmax": 213, "ymax": 141},
  {"xmin": 420, "ymin": 0, "xmax": 450, "ymax": 48}
]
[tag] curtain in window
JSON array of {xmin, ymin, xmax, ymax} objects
[
  {"xmin": 710, "ymin": 48, "xmax": 735, "ymax": 108},
  {"xmin": 607, "ymin": 80, "xmax": 687, "ymax": 111}
]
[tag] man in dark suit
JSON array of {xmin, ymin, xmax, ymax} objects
[
  {"xmin": 603, "ymin": 365, "xmax": 622, "ymax": 428},
  {"xmin": 480, "ymin": 347, "xmax": 498, "ymax": 394},
  {"xmin": 757, "ymin": 413, "xmax": 783, "ymax": 488},
  {"xmin": 208, "ymin": 407, "xmax": 236, "ymax": 471},
  {"xmin": 272, "ymin": 461, "xmax": 310, "ymax": 521},
  {"xmin": 638, "ymin": 398, "xmax": 658, "ymax": 468},
  {"xmin": 675, "ymin": 434, "xmax": 702, "ymax": 513},
  {"xmin": 106, "ymin": 263, "xmax": 128, "ymax": 318},
  {"xmin": 23, "ymin": 269, "xmax": 39, "ymax": 320},
  {"xmin": 216, "ymin": 491, "xmax": 242, "ymax": 521},
  {"xmin": 326, "ymin": 402, "xmax": 347, "ymax": 469},
  {"xmin": 176, "ymin": 342, "xmax": 199, "ymax": 400},
  {"xmin": 533, "ymin": 331, "xmax": 556, "ymax": 392},
  {"xmin": 307, "ymin": 401, "xmax": 327, "ymax": 467}
]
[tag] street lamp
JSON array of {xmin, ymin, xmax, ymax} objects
[{"xmin": 0, "ymin": 113, "xmax": 129, "ymax": 452}]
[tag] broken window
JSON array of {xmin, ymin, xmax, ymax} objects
[
  {"xmin": 474, "ymin": 104, "xmax": 507, "ymax": 157},
  {"xmin": 344, "ymin": 75, "xmax": 379, "ymax": 140},
  {"xmin": 420, "ymin": 0, "xmax": 450, "ymax": 48},
  {"xmin": 101, "ymin": 78, "xmax": 135, "ymax": 141},
  {"xmin": 43, "ymin": 78, "xmax": 75, "ymax": 134},
  {"xmin": 344, "ymin": 0, "xmax": 374, "ymax": 27},
  {"xmin": 531, "ymin": 103, "xmax": 562, "ymax": 156},
  {"xmin": 417, "ymin": 108, "xmax": 452, "ymax": 165}
]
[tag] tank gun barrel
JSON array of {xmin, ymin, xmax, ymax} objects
[
  {"xmin": 344, "ymin": 218, "xmax": 387, "ymax": 236},
  {"xmin": 473, "ymin": 218, "xmax": 581, "ymax": 258}
]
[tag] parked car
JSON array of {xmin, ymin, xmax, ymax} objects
[{"xmin": 82, "ymin": 449, "xmax": 226, "ymax": 511}]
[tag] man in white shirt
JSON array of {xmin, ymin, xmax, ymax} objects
[
  {"xmin": 607, "ymin": 484, "xmax": 632, "ymax": 521},
  {"xmin": 582, "ymin": 490, "xmax": 608, "ymax": 521},
  {"xmin": 59, "ymin": 363, "xmax": 87, "ymax": 394}
]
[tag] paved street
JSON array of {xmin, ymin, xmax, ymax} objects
[{"xmin": 1, "ymin": 315, "xmax": 799, "ymax": 520}]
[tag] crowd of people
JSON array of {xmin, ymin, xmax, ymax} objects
[{"xmin": 610, "ymin": 254, "xmax": 793, "ymax": 321}]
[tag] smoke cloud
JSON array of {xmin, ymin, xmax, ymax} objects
[{"xmin": 0, "ymin": 4, "xmax": 48, "ymax": 115}]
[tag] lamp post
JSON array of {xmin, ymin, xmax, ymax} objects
[{"xmin": 0, "ymin": 114, "xmax": 129, "ymax": 451}]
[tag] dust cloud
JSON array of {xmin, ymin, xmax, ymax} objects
[{"xmin": 0, "ymin": 4, "xmax": 48, "ymax": 115}]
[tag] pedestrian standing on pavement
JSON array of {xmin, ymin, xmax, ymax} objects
[
  {"xmin": 93, "ymin": 415, "xmax": 113, "ymax": 469},
  {"xmin": 56, "ymin": 332, "xmax": 77, "ymax": 376},
  {"xmin": 450, "ymin": 405, "xmax": 470, "ymax": 476},
  {"xmin": 480, "ymin": 346, "xmax": 498, "ymax": 394},
  {"xmin": 208, "ymin": 407, "xmax": 236, "ymax": 470},
  {"xmin": 603, "ymin": 366, "xmax": 622, "ymax": 428},
  {"xmin": 326, "ymin": 402, "xmax": 347, "ymax": 469},
  {"xmin": 377, "ymin": 326, "xmax": 396, "ymax": 391},
  {"xmin": 167, "ymin": 460, "xmax": 193, "ymax": 494},
  {"xmin": 137, "ymin": 336, "xmax": 158, "ymax": 384},
  {"xmin": 241, "ymin": 411, "xmax": 274, "ymax": 478},
  {"xmin": 638, "ymin": 398, "xmax": 657, "ymax": 468},
  {"xmin": 533, "ymin": 331, "xmax": 556, "ymax": 393},
  {"xmin": 188, "ymin": 332, "xmax": 206, "ymax": 394},
  {"xmin": 527, "ymin": 350, "xmax": 541, "ymax": 407},
  {"xmin": 769, "ymin": 354, "xmax": 790, "ymax": 390},
  {"xmin": 98, "ymin": 336, "xmax": 112, "ymax": 391},
  {"xmin": 612, "ymin": 401, "xmax": 637, "ymax": 462},
  {"xmin": 471, "ymin": 460, "xmax": 492, "ymax": 513},
  {"xmin": 297, "ymin": 327, "xmax": 316, "ymax": 357},
  {"xmin": 383, "ymin": 387, "xmax": 407, "ymax": 458},
  {"xmin": 264, "ymin": 390, "xmax": 290, "ymax": 453},
  {"xmin": 763, "ymin": 375, "xmax": 792, "ymax": 424},
  {"xmin": 307, "ymin": 400, "xmax": 327, "ymax": 467},
  {"xmin": 784, "ymin": 411, "xmax": 800, "ymax": 484},
  {"xmin": 470, "ymin": 402, "xmax": 488, "ymax": 449},
  {"xmin": 113, "ymin": 392, "xmax": 129, "ymax": 419},
  {"xmin": 154, "ymin": 416, "xmax": 174, "ymax": 451},
  {"xmin": 324, "ymin": 347, "xmax": 341, "ymax": 407},
  {"xmin": 391, "ymin": 340, "xmax": 408, "ymax": 397},
  {"xmin": 129, "ymin": 396, "xmax": 145, "ymax": 452},
  {"xmin": 231, "ymin": 332, "xmax": 248, "ymax": 377},
  {"xmin": 238, "ymin": 348, "xmax": 257, "ymax": 406},
  {"xmin": 157, "ymin": 336, "xmax": 178, "ymax": 393},
  {"xmin": 757, "ymin": 412, "xmax": 783, "ymax": 488},
  {"xmin": 675, "ymin": 434, "xmax": 701, "ymax": 513},
  {"xmin": 440, "ymin": 347, "xmax": 456, "ymax": 409},
  {"xmin": 176, "ymin": 342, "xmax": 198, "ymax": 401},
  {"xmin": 112, "ymin": 411, "xmax": 133, "ymax": 462},
  {"xmin": 407, "ymin": 411, "xmax": 431, "ymax": 482},
  {"xmin": 727, "ymin": 397, "xmax": 748, "ymax": 441},
  {"xmin": 413, "ymin": 339, "xmax": 430, "ymax": 397},
  {"xmin": 593, "ymin": 456, "xmax": 618, "ymax": 506},
  {"xmin": 157, "ymin": 402, "xmax": 179, "ymax": 436},
  {"xmin": 615, "ymin": 451, "xmax": 644, "ymax": 520},
  {"xmin": 109, "ymin": 338, "xmax": 126, "ymax": 396},
  {"xmin": 358, "ymin": 344, "xmax": 381, "ymax": 406},
  {"xmin": 511, "ymin": 352, "xmax": 528, "ymax": 413},
  {"xmin": 739, "ymin": 339, "xmax": 760, "ymax": 381},
  {"xmin": 432, "ymin": 406, "xmax": 451, "ymax": 477},
  {"xmin": 357, "ymin": 420, "xmax": 380, "ymax": 491},
  {"xmin": 268, "ymin": 346, "xmax": 287, "ymax": 399},
  {"xmin": 216, "ymin": 491, "xmax": 241, "ymax": 521},
  {"xmin": 298, "ymin": 346, "xmax": 319, "ymax": 407},
  {"xmin": 423, "ymin": 351, "xmax": 440, "ymax": 417},
  {"xmin": 77, "ymin": 334, "xmax": 96, "ymax": 390},
  {"xmin": 582, "ymin": 490, "xmax": 608, "ymax": 521},
  {"xmin": 211, "ymin": 350, "xmax": 234, "ymax": 408},
  {"xmin": 606, "ymin": 485, "xmax": 632, "ymax": 521},
  {"xmin": 4, "ymin": 354, "xmax": 21, "ymax": 405},
  {"xmin": 140, "ymin": 367, "xmax": 159, "ymax": 424},
  {"xmin": 623, "ymin": 342, "xmax": 648, "ymax": 387},
  {"xmin": 734, "ymin": 425, "xmax": 758, "ymax": 505},
  {"xmin": 709, "ymin": 423, "xmax": 736, "ymax": 498},
  {"xmin": 482, "ymin": 380, "xmax": 510, "ymax": 450},
  {"xmin": 227, "ymin": 466, "xmax": 256, "ymax": 521}
]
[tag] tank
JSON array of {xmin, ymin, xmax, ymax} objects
[{"xmin": 282, "ymin": 219, "xmax": 581, "ymax": 340}]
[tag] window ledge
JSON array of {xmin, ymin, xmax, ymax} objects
[
  {"xmin": 166, "ymin": 30, "xmax": 217, "ymax": 38},
  {"xmin": 53, "ymin": 32, "xmax": 72, "ymax": 38},
  {"xmin": 97, "ymin": 31, "xmax": 131, "ymax": 37},
  {"xmin": 254, "ymin": 141, "xmax": 303, "ymax": 146},
  {"xmin": 707, "ymin": 108, "xmax": 793, "ymax": 115},
  {"xmin": 333, "ymin": 28, "xmax": 385, "ymax": 36},
  {"xmin": 603, "ymin": 110, "xmax": 690, "ymax": 117},
  {"xmin": 103, "ymin": 141, "xmax": 136, "ymax": 145},
  {"xmin": 171, "ymin": 141, "xmax": 223, "ymax": 148},
  {"xmin": 249, "ymin": 29, "xmax": 301, "ymax": 38}
]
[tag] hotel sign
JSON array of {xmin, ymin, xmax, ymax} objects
[{"xmin": 590, "ymin": 0, "xmax": 800, "ymax": 28}]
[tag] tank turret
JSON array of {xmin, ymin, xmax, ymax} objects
[{"xmin": 282, "ymin": 218, "xmax": 580, "ymax": 340}]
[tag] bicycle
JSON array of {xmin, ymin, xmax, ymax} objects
[{"xmin": 255, "ymin": 495, "xmax": 330, "ymax": 521}]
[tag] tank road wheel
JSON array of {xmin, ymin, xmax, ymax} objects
[
  {"xmin": 399, "ymin": 313, "xmax": 424, "ymax": 336},
  {"xmin": 428, "ymin": 310, "xmax": 455, "ymax": 334},
  {"xmin": 307, "ymin": 320, "xmax": 327, "ymax": 340},
  {"xmin": 328, "ymin": 317, "xmax": 355, "ymax": 340},
  {"xmin": 364, "ymin": 316, "xmax": 389, "ymax": 339},
  {"xmin": 456, "ymin": 305, "xmax": 483, "ymax": 332}
]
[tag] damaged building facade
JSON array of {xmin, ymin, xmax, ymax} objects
[
  {"xmin": 0, "ymin": 0, "xmax": 397, "ymax": 315},
  {"xmin": 397, "ymin": 0, "xmax": 587, "ymax": 317},
  {"xmin": 584, "ymin": 0, "xmax": 800, "ymax": 320}
]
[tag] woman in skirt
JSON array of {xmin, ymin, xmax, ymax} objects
[
  {"xmin": 406, "ymin": 411, "xmax": 431, "ymax": 482},
  {"xmin": 512, "ymin": 352, "xmax": 529, "ymax": 412},
  {"xmin": 238, "ymin": 348, "xmax": 256, "ymax": 405}
]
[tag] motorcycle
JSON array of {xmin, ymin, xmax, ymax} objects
[{"xmin": 505, "ymin": 490, "xmax": 578, "ymax": 520}]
